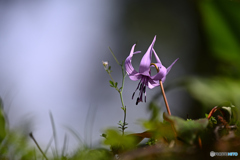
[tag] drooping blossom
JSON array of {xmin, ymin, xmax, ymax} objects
[{"xmin": 125, "ymin": 36, "xmax": 178, "ymax": 105}]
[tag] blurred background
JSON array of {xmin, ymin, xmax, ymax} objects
[{"xmin": 0, "ymin": 0, "xmax": 240, "ymax": 153}]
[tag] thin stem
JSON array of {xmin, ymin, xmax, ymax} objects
[
  {"xmin": 120, "ymin": 62, "xmax": 127, "ymax": 135},
  {"xmin": 106, "ymin": 64, "xmax": 127, "ymax": 135},
  {"xmin": 107, "ymin": 72, "xmax": 116, "ymax": 85},
  {"xmin": 108, "ymin": 47, "xmax": 120, "ymax": 65},
  {"xmin": 150, "ymin": 63, "xmax": 171, "ymax": 115},
  {"xmin": 119, "ymin": 92, "xmax": 125, "ymax": 109},
  {"xmin": 107, "ymin": 47, "xmax": 127, "ymax": 135},
  {"xmin": 29, "ymin": 132, "xmax": 49, "ymax": 160},
  {"xmin": 159, "ymin": 81, "xmax": 171, "ymax": 115},
  {"xmin": 122, "ymin": 108, "xmax": 126, "ymax": 135}
]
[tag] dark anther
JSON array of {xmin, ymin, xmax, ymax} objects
[
  {"xmin": 145, "ymin": 96, "xmax": 146, "ymax": 102},
  {"xmin": 139, "ymin": 83, "xmax": 143, "ymax": 90},
  {"xmin": 143, "ymin": 86, "xmax": 146, "ymax": 93},
  {"xmin": 136, "ymin": 97, "xmax": 139, "ymax": 105},
  {"xmin": 132, "ymin": 92, "xmax": 135, "ymax": 99}
]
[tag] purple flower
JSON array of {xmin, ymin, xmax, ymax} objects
[{"xmin": 125, "ymin": 36, "xmax": 178, "ymax": 105}]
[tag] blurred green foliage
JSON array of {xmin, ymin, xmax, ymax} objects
[
  {"xmin": 184, "ymin": 0, "xmax": 240, "ymax": 119},
  {"xmin": 163, "ymin": 113, "xmax": 208, "ymax": 145},
  {"xmin": 199, "ymin": 0, "xmax": 240, "ymax": 69},
  {"xmin": 69, "ymin": 148, "xmax": 112, "ymax": 160},
  {"xmin": 0, "ymin": 99, "xmax": 6, "ymax": 143},
  {"xmin": 196, "ymin": 0, "xmax": 240, "ymax": 77},
  {"xmin": 103, "ymin": 129, "xmax": 138, "ymax": 154}
]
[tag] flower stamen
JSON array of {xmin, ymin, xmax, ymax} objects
[{"xmin": 132, "ymin": 81, "xmax": 142, "ymax": 99}]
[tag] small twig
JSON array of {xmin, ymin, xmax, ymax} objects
[
  {"xmin": 207, "ymin": 106, "xmax": 218, "ymax": 119},
  {"xmin": 151, "ymin": 63, "xmax": 171, "ymax": 115},
  {"xmin": 159, "ymin": 81, "xmax": 171, "ymax": 115},
  {"xmin": 29, "ymin": 132, "xmax": 49, "ymax": 160}
]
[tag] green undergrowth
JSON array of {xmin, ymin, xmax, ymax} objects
[{"xmin": 0, "ymin": 99, "xmax": 239, "ymax": 160}]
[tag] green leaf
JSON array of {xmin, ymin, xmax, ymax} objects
[
  {"xmin": 119, "ymin": 87, "xmax": 122, "ymax": 92},
  {"xmin": 118, "ymin": 120, "xmax": 123, "ymax": 126},
  {"xmin": 163, "ymin": 113, "xmax": 208, "ymax": 145},
  {"xmin": 109, "ymin": 80, "xmax": 114, "ymax": 87},
  {"xmin": 115, "ymin": 82, "xmax": 118, "ymax": 88},
  {"xmin": 101, "ymin": 133, "xmax": 107, "ymax": 138}
]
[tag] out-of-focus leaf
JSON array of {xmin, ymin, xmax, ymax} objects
[
  {"xmin": 163, "ymin": 113, "xmax": 208, "ymax": 145},
  {"xmin": 0, "ymin": 100, "xmax": 6, "ymax": 143},
  {"xmin": 0, "ymin": 131, "xmax": 35, "ymax": 159},
  {"xmin": 103, "ymin": 129, "xmax": 137, "ymax": 154},
  {"xmin": 187, "ymin": 77, "xmax": 240, "ymax": 106},
  {"xmin": 71, "ymin": 148, "xmax": 113, "ymax": 160},
  {"xmin": 142, "ymin": 120, "xmax": 175, "ymax": 141},
  {"xmin": 186, "ymin": 77, "xmax": 240, "ymax": 122},
  {"xmin": 199, "ymin": 0, "xmax": 240, "ymax": 69},
  {"xmin": 129, "ymin": 130, "xmax": 152, "ymax": 144}
]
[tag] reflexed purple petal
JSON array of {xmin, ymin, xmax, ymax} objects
[
  {"xmin": 134, "ymin": 51, "xmax": 141, "ymax": 54},
  {"xmin": 129, "ymin": 72, "xmax": 142, "ymax": 81},
  {"xmin": 125, "ymin": 44, "xmax": 141, "ymax": 75},
  {"xmin": 167, "ymin": 58, "xmax": 179, "ymax": 73},
  {"xmin": 153, "ymin": 49, "xmax": 162, "ymax": 65},
  {"xmin": 148, "ymin": 79, "xmax": 159, "ymax": 89},
  {"xmin": 150, "ymin": 66, "xmax": 167, "ymax": 80},
  {"xmin": 140, "ymin": 69, "xmax": 151, "ymax": 77},
  {"xmin": 139, "ymin": 36, "xmax": 156, "ymax": 73}
]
